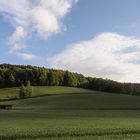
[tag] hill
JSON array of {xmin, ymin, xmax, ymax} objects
[
  {"xmin": 1, "ymin": 87, "xmax": 140, "ymax": 139},
  {"xmin": 0, "ymin": 86, "xmax": 93, "ymax": 100},
  {"xmin": 1, "ymin": 86, "xmax": 140, "ymax": 110},
  {"xmin": 0, "ymin": 63, "xmax": 140, "ymax": 96}
]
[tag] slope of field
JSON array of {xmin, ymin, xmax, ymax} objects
[
  {"xmin": 0, "ymin": 87, "xmax": 19, "ymax": 100},
  {"xmin": 1, "ymin": 86, "xmax": 140, "ymax": 140},
  {"xmin": 0, "ymin": 86, "xmax": 95, "ymax": 100},
  {"xmin": 1, "ymin": 86, "xmax": 140, "ymax": 109}
]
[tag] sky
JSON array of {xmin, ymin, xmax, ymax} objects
[{"xmin": 0, "ymin": 0, "xmax": 140, "ymax": 83}]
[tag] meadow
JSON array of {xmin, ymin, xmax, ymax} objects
[{"xmin": 1, "ymin": 86, "xmax": 140, "ymax": 139}]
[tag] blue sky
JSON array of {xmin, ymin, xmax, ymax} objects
[{"xmin": 0, "ymin": 0, "xmax": 140, "ymax": 82}]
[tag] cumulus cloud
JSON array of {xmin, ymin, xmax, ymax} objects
[
  {"xmin": 49, "ymin": 33, "xmax": 140, "ymax": 83},
  {"xmin": 0, "ymin": 0, "xmax": 77, "ymax": 53}
]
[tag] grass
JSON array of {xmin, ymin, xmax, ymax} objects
[
  {"xmin": 0, "ymin": 87, "xmax": 19, "ymax": 100},
  {"xmin": 1, "ymin": 86, "xmax": 140, "ymax": 139},
  {"xmin": 0, "ymin": 86, "xmax": 94, "ymax": 100},
  {"xmin": 2, "ymin": 87, "xmax": 140, "ymax": 109},
  {"xmin": 1, "ymin": 110, "xmax": 140, "ymax": 140}
]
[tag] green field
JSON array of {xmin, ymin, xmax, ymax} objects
[
  {"xmin": 0, "ymin": 86, "xmax": 94, "ymax": 100},
  {"xmin": 1, "ymin": 86, "xmax": 140, "ymax": 140}
]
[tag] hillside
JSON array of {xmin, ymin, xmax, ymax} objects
[
  {"xmin": 1, "ymin": 86, "xmax": 140, "ymax": 139},
  {"xmin": 1, "ymin": 86, "xmax": 140, "ymax": 110},
  {"xmin": 0, "ymin": 86, "xmax": 93, "ymax": 100},
  {"xmin": 0, "ymin": 63, "xmax": 140, "ymax": 96}
]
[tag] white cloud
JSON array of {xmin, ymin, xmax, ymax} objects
[
  {"xmin": 49, "ymin": 33, "xmax": 140, "ymax": 83},
  {"xmin": 9, "ymin": 26, "xmax": 27, "ymax": 53},
  {"xmin": 10, "ymin": 26, "xmax": 27, "ymax": 43},
  {"xmin": 17, "ymin": 52, "xmax": 40, "ymax": 61},
  {"xmin": 0, "ymin": 0, "xmax": 77, "ymax": 53},
  {"xmin": 0, "ymin": 0, "xmax": 30, "ymax": 27}
]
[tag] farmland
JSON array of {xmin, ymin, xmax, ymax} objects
[{"xmin": 0, "ymin": 86, "xmax": 140, "ymax": 139}]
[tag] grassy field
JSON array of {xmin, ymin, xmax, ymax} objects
[
  {"xmin": 1, "ymin": 86, "xmax": 140, "ymax": 139},
  {"xmin": 0, "ymin": 86, "xmax": 94, "ymax": 100}
]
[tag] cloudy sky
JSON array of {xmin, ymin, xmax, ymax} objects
[{"xmin": 0, "ymin": 0, "xmax": 140, "ymax": 83}]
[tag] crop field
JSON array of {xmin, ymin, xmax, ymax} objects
[
  {"xmin": 1, "ymin": 110, "xmax": 140, "ymax": 140},
  {"xmin": 1, "ymin": 86, "xmax": 140, "ymax": 140}
]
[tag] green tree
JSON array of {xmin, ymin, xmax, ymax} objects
[
  {"xmin": 48, "ymin": 72, "xmax": 59, "ymax": 86},
  {"xmin": 64, "ymin": 71, "xmax": 77, "ymax": 87},
  {"xmin": 26, "ymin": 81, "xmax": 32, "ymax": 98},
  {"xmin": 8, "ymin": 73, "xmax": 15, "ymax": 86},
  {"xmin": 19, "ymin": 84, "xmax": 26, "ymax": 99},
  {"xmin": 39, "ymin": 73, "xmax": 47, "ymax": 86},
  {"xmin": 19, "ymin": 82, "xmax": 32, "ymax": 99}
]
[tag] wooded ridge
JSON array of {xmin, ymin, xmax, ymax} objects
[{"xmin": 0, "ymin": 64, "xmax": 139, "ymax": 95}]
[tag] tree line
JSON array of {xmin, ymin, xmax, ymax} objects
[
  {"xmin": 83, "ymin": 77, "xmax": 140, "ymax": 96},
  {"xmin": 0, "ymin": 64, "xmax": 140, "ymax": 96}
]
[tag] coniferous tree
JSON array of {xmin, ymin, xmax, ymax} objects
[
  {"xmin": 19, "ymin": 84, "xmax": 26, "ymax": 99},
  {"xmin": 19, "ymin": 82, "xmax": 32, "ymax": 99},
  {"xmin": 26, "ymin": 81, "xmax": 32, "ymax": 98}
]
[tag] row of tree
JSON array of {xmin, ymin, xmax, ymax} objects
[
  {"xmin": 0, "ymin": 64, "xmax": 140, "ymax": 96},
  {"xmin": 82, "ymin": 77, "xmax": 140, "ymax": 95},
  {"xmin": 0, "ymin": 64, "xmax": 87, "ymax": 87}
]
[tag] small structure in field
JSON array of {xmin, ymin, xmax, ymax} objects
[{"xmin": 0, "ymin": 105, "xmax": 13, "ymax": 110}]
